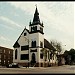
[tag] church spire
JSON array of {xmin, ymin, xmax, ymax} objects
[
  {"xmin": 29, "ymin": 5, "xmax": 43, "ymax": 27},
  {"xmin": 32, "ymin": 5, "xmax": 40, "ymax": 24}
]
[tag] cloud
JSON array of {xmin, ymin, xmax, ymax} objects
[
  {"xmin": 0, "ymin": 35, "xmax": 14, "ymax": 48},
  {"xmin": 0, "ymin": 16, "xmax": 22, "ymax": 28},
  {"xmin": 0, "ymin": 35, "xmax": 10, "ymax": 42},
  {"xmin": 1, "ymin": 24, "xmax": 15, "ymax": 31},
  {"xmin": 9, "ymin": 2, "xmax": 74, "ymax": 33},
  {"xmin": 7, "ymin": 2, "xmax": 74, "ymax": 50}
]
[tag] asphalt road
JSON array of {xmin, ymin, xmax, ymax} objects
[{"xmin": 0, "ymin": 65, "xmax": 75, "ymax": 74}]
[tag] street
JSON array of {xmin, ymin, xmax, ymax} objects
[{"xmin": 0, "ymin": 65, "xmax": 75, "ymax": 74}]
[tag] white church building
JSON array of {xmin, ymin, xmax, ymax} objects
[{"xmin": 13, "ymin": 6, "xmax": 58, "ymax": 67}]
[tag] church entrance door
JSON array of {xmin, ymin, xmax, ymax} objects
[{"xmin": 31, "ymin": 53, "xmax": 36, "ymax": 67}]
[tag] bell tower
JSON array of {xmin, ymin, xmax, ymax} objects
[
  {"xmin": 29, "ymin": 5, "xmax": 44, "ymax": 66},
  {"xmin": 29, "ymin": 5, "xmax": 44, "ymax": 34}
]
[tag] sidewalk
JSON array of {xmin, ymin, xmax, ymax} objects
[
  {"xmin": 0, "ymin": 66, "xmax": 6, "ymax": 68},
  {"xmin": 20, "ymin": 65, "xmax": 71, "ymax": 69}
]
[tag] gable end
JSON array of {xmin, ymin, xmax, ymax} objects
[{"xmin": 13, "ymin": 41, "xmax": 20, "ymax": 48}]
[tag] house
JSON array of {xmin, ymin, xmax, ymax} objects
[
  {"xmin": 0, "ymin": 46, "xmax": 13, "ymax": 66},
  {"xmin": 13, "ymin": 6, "xmax": 57, "ymax": 67}
]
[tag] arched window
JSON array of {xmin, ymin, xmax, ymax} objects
[
  {"xmin": 31, "ymin": 41, "xmax": 36, "ymax": 47},
  {"xmin": 50, "ymin": 53, "xmax": 52, "ymax": 59},
  {"xmin": 34, "ymin": 41, "xmax": 36, "ymax": 47},
  {"xmin": 32, "ymin": 41, "xmax": 33, "ymax": 47},
  {"xmin": 40, "ymin": 53, "xmax": 43, "ymax": 59},
  {"xmin": 40, "ymin": 41, "xmax": 43, "ymax": 48},
  {"xmin": 15, "ymin": 49, "xmax": 17, "ymax": 59},
  {"xmin": 31, "ymin": 53, "xmax": 36, "ymax": 63},
  {"xmin": 31, "ymin": 26, "xmax": 37, "ymax": 32},
  {"xmin": 40, "ymin": 27, "xmax": 43, "ymax": 32}
]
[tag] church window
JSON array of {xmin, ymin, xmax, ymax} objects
[
  {"xmin": 32, "ymin": 41, "xmax": 36, "ymax": 47},
  {"xmin": 40, "ymin": 53, "xmax": 43, "ymax": 59},
  {"xmin": 20, "ymin": 54, "xmax": 29, "ymax": 60},
  {"xmin": 24, "ymin": 33, "xmax": 26, "ymax": 36},
  {"xmin": 15, "ymin": 49, "xmax": 17, "ymax": 59},
  {"xmin": 30, "ymin": 49, "xmax": 37, "ymax": 52},
  {"xmin": 50, "ymin": 53, "xmax": 52, "ymax": 59},
  {"xmin": 34, "ymin": 26, "xmax": 37, "ymax": 31},
  {"xmin": 31, "ymin": 26, "xmax": 37, "ymax": 32},
  {"xmin": 40, "ymin": 41, "xmax": 43, "ymax": 48},
  {"xmin": 21, "ymin": 45, "xmax": 29, "ymax": 50},
  {"xmin": 40, "ymin": 27, "xmax": 43, "ymax": 32}
]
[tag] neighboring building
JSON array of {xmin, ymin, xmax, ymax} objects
[
  {"xmin": 13, "ymin": 6, "xmax": 57, "ymax": 67},
  {"xmin": 0, "ymin": 46, "xmax": 13, "ymax": 66}
]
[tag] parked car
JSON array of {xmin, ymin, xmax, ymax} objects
[{"xmin": 6, "ymin": 63, "xmax": 19, "ymax": 68}]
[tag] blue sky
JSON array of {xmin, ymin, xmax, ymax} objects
[{"xmin": 0, "ymin": 2, "xmax": 74, "ymax": 52}]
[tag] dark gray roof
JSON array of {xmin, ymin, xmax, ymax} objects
[
  {"xmin": 29, "ymin": 6, "xmax": 43, "ymax": 27},
  {"xmin": 13, "ymin": 41, "xmax": 20, "ymax": 48},
  {"xmin": 44, "ymin": 39, "xmax": 56, "ymax": 51}
]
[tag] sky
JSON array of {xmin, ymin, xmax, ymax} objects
[{"xmin": 0, "ymin": 2, "xmax": 74, "ymax": 53}]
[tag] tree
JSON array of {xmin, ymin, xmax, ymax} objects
[
  {"xmin": 69, "ymin": 48, "xmax": 75, "ymax": 63},
  {"xmin": 64, "ymin": 48, "xmax": 75, "ymax": 65},
  {"xmin": 50, "ymin": 40, "xmax": 62, "ymax": 55},
  {"xmin": 64, "ymin": 50, "xmax": 69, "ymax": 65},
  {"xmin": 50, "ymin": 40, "xmax": 63, "ymax": 66}
]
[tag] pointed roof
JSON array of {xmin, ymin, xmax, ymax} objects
[
  {"xmin": 16, "ymin": 27, "xmax": 29, "ymax": 42},
  {"xmin": 13, "ymin": 27, "xmax": 29, "ymax": 48},
  {"xmin": 44, "ymin": 39, "xmax": 56, "ymax": 51},
  {"xmin": 13, "ymin": 41, "xmax": 20, "ymax": 48},
  {"xmin": 33, "ymin": 5, "xmax": 40, "ymax": 23},
  {"xmin": 29, "ymin": 5, "xmax": 43, "ymax": 27}
]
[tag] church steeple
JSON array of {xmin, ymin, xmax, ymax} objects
[
  {"xmin": 33, "ymin": 5, "xmax": 40, "ymax": 23},
  {"xmin": 29, "ymin": 5, "xmax": 44, "ymax": 34},
  {"xmin": 29, "ymin": 5, "xmax": 43, "ymax": 27}
]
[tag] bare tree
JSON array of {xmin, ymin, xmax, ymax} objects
[
  {"xmin": 50, "ymin": 40, "xmax": 62, "ymax": 55},
  {"xmin": 50, "ymin": 40, "xmax": 63, "ymax": 66}
]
